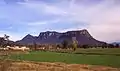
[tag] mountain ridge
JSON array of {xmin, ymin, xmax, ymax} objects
[{"xmin": 16, "ymin": 29, "xmax": 106, "ymax": 46}]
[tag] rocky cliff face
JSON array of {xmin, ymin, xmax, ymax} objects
[{"xmin": 16, "ymin": 29, "xmax": 105, "ymax": 46}]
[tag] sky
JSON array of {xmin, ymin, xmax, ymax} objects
[{"xmin": 0, "ymin": 0, "xmax": 120, "ymax": 42}]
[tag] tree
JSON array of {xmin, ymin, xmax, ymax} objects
[
  {"xmin": 108, "ymin": 44, "xmax": 114, "ymax": 48},
  {"xmin": 0, "ymin": 37, "xmax": 5, "ymax": 47},
  {"xmin": 4, "ymin": 34, "xmax": 9, "ymax": 41},
  {"xmin": 72, "ymin": 40, "xmax": 78, "ymax": 51},
  {"xmin": 4, "ymin": 34, "xmax": 10, "ymax": 47},
  {"xmin": 62, "ymin": 40, "xmax": 68, "ymax": 49},
  {"xmin": 56, "ymin": 44, "xmax": 61, "ymax": 48},
  {"xmin": 82, "ymin": 45, "xmax": 89, "ymax": 49},
  {"xmin": 102, "ymin": 43, "xmax": 108, "ymax": 48},
  {"xmin": 115, "ymin": 44, "xmax": 119, "ymax": 48},
  {"xmin": 33, "ymin": 41, "xmax": 37, "ymax": 50}
]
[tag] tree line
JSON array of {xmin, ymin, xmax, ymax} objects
[{"xmin": 57, "ymin": 40, "xmax": 120, "ymax": 50}]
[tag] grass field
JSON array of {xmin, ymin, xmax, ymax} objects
[
  {"xmin": 75, "ymin": 48, "xmax": 120, "ymax": 55},
  {"xmin": 8, "ymin": 48, "xmax": 120, "ymax": 68},
  {"xmin": 50, "ymin": 48, "xmax": 120, "ymax": 55}
]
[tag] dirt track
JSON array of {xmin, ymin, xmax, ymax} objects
[{"xmin": 0, "ymin": 60, "xmax": 120, "ymax": 71}]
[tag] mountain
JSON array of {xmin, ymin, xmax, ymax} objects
[
  {"xmin": 16, "ymin": 34, "xmax": 37, "ymax": 45},
  {"xmin": 111, "ymin": 42, "xmax": 120, "ymax": 45},
  {"xmin": 16, "ymin": 29, "xmax": 106, "ymax": 46}
]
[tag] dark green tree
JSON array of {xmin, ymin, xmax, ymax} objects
[
  {"xmin": 102, "ymin": 43, "xmax": 108, "ymax": 48},
  {"xmin": 33, "ymin": 41, "xmax": 37, "ymax": 50},
  {"xmin": 62, "ymin": 40, "xmax": 68, "ymax": 49},
  {"xmin": 56, "ymin": 44, "xmax": 61, "ymax": 48},
  {"xmin": 82, "ymin": 45, "xmax": 89, "ymax": 49},
  {"xmin": 108, "ymin": 44, "xmax": 114, "ymax": 48},
  {"xmin": 0, "ymin": 37, "xmax": 5, "ymax": 47},
  {"xmin": 115, "ymin": 44, "xmax": 119, "ymax": 48}
]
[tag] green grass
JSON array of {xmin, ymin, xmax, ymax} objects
[
  {"xmin": 74, "ymin": 48, "xmax": 120, "ymax": 55},
  {"xmin": 9, "ymin": 50, "xmax": 120, "ymax": 68},
  {"xmin": 50, "ymin": 48, "xmax": 120, "ymax": 55}
]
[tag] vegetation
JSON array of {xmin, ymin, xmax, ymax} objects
[
  {"xmin": 115, "ymin": 44, "xmax": 120, "ymax": 48},
  {"xmin": 62, "ymin": 40, "xmax": 68, "ymax": 49},
  {"xmin": 72, "ymin": 40, "xmax": 78, "ymax": 51},
  {"xmin": 0, "ymin": 60, "xmax": 119, "ymax": 71},
  {"xmin": 82, "ymin": 45, "xmax": 89, "ymax": 49},
  {"xmin": 0, "ymin": 35, "xmax": 120, "ymax": 68},
  {"xmin": 0, "ymin": 34, "xmax": 10, "ymax": 47},
  {"xmin": 33, "ymin": 41, "xmax": 37, "ymax": 50},
  {"xmin": 8, "ymin": 50, "xmax": 120, "ymax": 68},
  {"xmin": 0, "ymin": 37, "xmax": 5, "ymax": 47}
]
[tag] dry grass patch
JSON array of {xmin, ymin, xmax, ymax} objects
[{"xmin": 0, "ymin": 60, "xmax": 120, "ymax": 71}]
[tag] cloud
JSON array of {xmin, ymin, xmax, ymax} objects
[
  {"xmin": 28, "ymin": 19, "xmax": 60, "ymax": 26},
  {"xmin": 0, "ymin": 0, "xmax": 120, "ymax": 42},
  {"xmin": 24, "ymin": 0, "xmax": 120, "ymax": 42}
]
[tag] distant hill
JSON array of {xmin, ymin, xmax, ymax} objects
[
  {"xmin": 111, "ymin": 42, "xmax": 120, "ymax": 45},
  {"xmin": 16, "ymin": 29, "xmax": 106, "ymax": 46}
]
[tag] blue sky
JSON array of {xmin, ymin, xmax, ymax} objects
[{"xmin": 0, "ymin": 0, "xmax": 120, "ymax": 42}]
